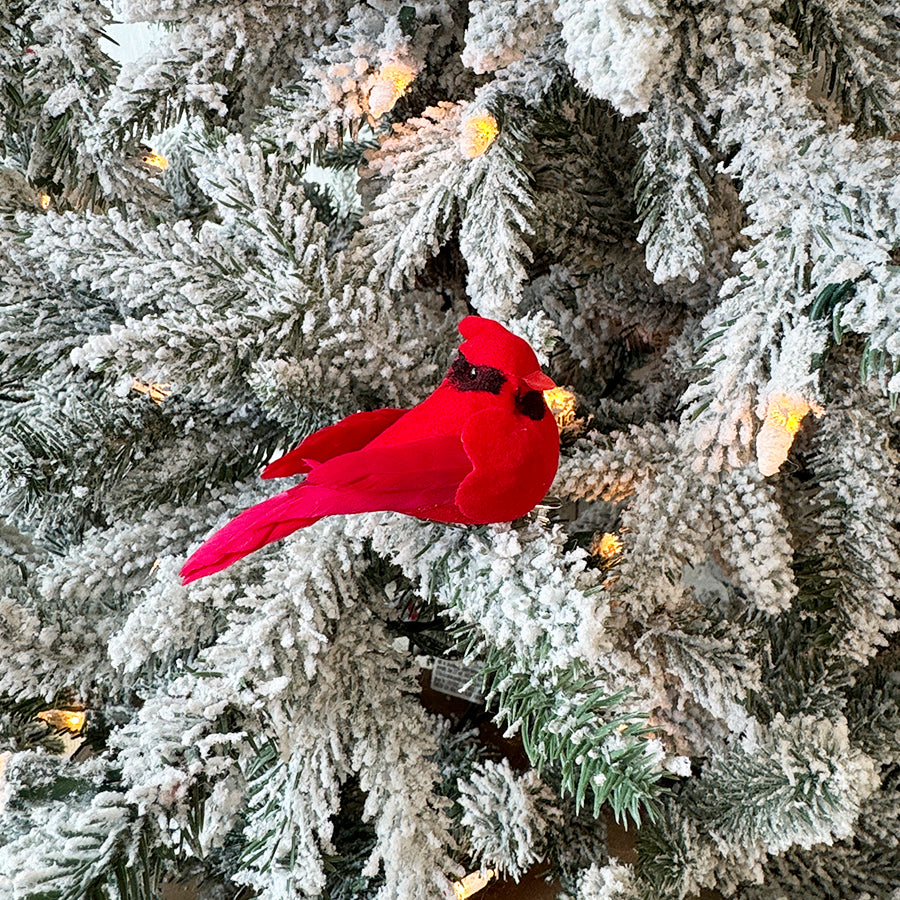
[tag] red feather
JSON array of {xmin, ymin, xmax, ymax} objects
[
  {"xmin": 262, "ymin": 408, "xmax": 407, "ymax": 478},
  {"xmin": 177, "ymin": 492, "xmax": 324, "ymax": 583},
  {"xmin": 180, "ymin": 436, "xmax": 472, "ymax": 583},
  {"xmin": 456, "ymin": 406, "xmax": 559, "ymax": 523},
  {"xmin": 301, "ymin": 435, "xmax": 472, "ymax": 514}
]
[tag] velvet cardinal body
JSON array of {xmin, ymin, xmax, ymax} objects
[{"xmin": 180, "ymin": 316, "xmax": 560, "ymax": 583}]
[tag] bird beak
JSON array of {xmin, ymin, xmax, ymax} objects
[{"xmin": 523, "ymin": 370, "xmax": 556, "ymax": 391}]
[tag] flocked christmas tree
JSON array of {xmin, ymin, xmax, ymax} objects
[{"xmin": 1, "ymin": 0, "xmax": 900, "ymax": 897}]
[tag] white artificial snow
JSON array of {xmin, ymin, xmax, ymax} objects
[
  {"xmin": 555, "ymin": 0, "xmax": 671, "ymax": 115},
  {"xmin": 457, "ymin": 759, "xmax": 556, "ymax": 880},
  {"xmin": 462, "ymin": 0, "xmax": 557, "ymax": 74},
  {"xmin": 575, "ymin": 860, "xmax": 640, "ymax": 900}
]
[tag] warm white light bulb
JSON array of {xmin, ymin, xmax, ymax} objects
[
  {"xmin": 756, "ymin": 393, "xmax": 814, "ymax": 476},
  {"xmin": 142, "ymin": 152, "xmax": 169, "ymax": 171},
  {"xmin": 453, "ymin": 869, "xmax": 496, "ymax": 899},
  {"xmin": 459, "ymin": 113, "xmax": 499, "ymax": 158},
  {"xmin": 368, "ymin": 62, "xmax": 416, "ymax": 117}
]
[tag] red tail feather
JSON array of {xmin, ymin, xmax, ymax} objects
[
  {"xmin": 180, "ymin": 489, "xmax": 322, "ymax": 583},
  {"xmin": 181, "ymin": 435, "xmax": 473, "ymax": 584}
]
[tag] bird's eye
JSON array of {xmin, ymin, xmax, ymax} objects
[{"xmin": 448, "ymin": 352, "xmax": 506, "ymax": 394}]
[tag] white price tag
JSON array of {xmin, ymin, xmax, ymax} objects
[{"xmin": 430, "ymin": 658, "xmax": 484, "ymax": 703}]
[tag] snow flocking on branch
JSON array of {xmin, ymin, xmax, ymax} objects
[
  {"xmin": 109, "ymin": 520, "xmax": 460, "ymax": 900},
  {"xmin": 553, "ymin": 0, "xmax": 672, "ymax": 117},
  {"xmin": 1, "ymin": 0, "xmax": 900, "ymax": 897},
  {"xmin": 681, "ymin": 0, "xmax": 900, "ymax": 472},
  {"xmin": 457, "ymin": 758, "xmax": 558, "ymax": 880}
]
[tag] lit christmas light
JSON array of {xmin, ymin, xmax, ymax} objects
[
  {"xmin": 37, "ymin": 708, "xmax": 87, "ymax": 734},
  {"xmin": 131, "ymin": 378, "xmax": 172, "ymax": 404},
  {"xmin": 756, "ymin": 393, "xmax": 820, "ymax": 476},
  {"xmin": 141, "ymin": 152, "xmax": 169, "ymax": 171},
  {"xmin": 592, "ymin": 531, "xmax": 624, "ymax": 560},
  {"xmin": 38, "ymin": 193, "xmax": 51, "ymax": 210},
  {"xmin": 453, "ymin": 869, "xmax": 496, "ymax": 899},
  {"xmin": 543, "ymin": 386, "xmax": 577, "ymax": 430},
  {"xmin": 460, "ymin": 113, "xmax": 499, "ymax": 158},
  {"xmin": 367, "ymin": 62, "xmax": 416, "ymax": 117}
]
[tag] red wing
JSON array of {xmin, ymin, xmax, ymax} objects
[
  {"xmin": 181, "ymin": 434, "xmax": 472, "ymax": 584},
  {"xmin": 262, "ymin": 407, "xmax": 408, "ymax": 478},
  {"xmin": 302, "ymin": 434, "xmax": 472, "ymax": 515}
]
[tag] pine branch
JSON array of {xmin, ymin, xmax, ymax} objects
[
  {"xmin": 0, "ymin": 0, "xmax": 161, "ymax": 211},
  {"xmin": 477, "ymin": 650, "xmax": 663, "ymax": 827},
  {"xmin": 554, "ymin": 0, "xmax": 671, "ymax": 117},
  {"xmin": 534, "ymin": 262, "xmax": 688, "ymax": 409},
  {"xmin": 352, "ymin": 102, "xmax": 468, "ymax": 292},
  {"xmin": 778, "ymin": 0, "xmax": 900, "ymax": 135},
  {"xmin": 741, "ymin": 766, "xmax": 900, "ymax": 899},
  {"xmin": 845, "ymin": 652, "xmax": 900, "ymax": 765},
  {"xmin": 461, "ymin": 0, "xmax": 557, "ymax": 76},
  {"xmin": 591, "ymin": 435, "xmax": 797, "ymax": 619},
  {"xmin": 458, "ymin": 110, "xmax": 535, "ymax": 318},
  {"xmin": 651, "ymin": 624, "xmax": 761, "ymax": 737},
  {"xmin": 318, "ymin": 138, "xmax": 380, "ymax": 171},
  {"xmin": 236, "ymin": 735, "xmax": 342, "ymax": 895},
  {"xmin": 0, "ymin": 755, "xmax": 166, "ymax": 900},
  {"xmin": 457, "ymin": 758, "xmax": 561, "ymax": 880},
  {"xmin": 103, "ymin": 5, "xmax": 345, "ymax": 145},
  {"xmin": 0, "ymin": 382, "xmax": 286, "ymax": 541},
  {"xmin": 636, "ymin": 714, "xmax": 879, "ymax": 898},
  {"xmin": 527, "ymin": 87, "xmax": 641, "ymax": 268},
  {"xmin": 0, "ymin": 693, "xmax": 72, "ymax": 755},
  {"xmin": 353, "ymin": 514, "xmax": 610, "ymax": 677},
  {"xmin": 635, "ymin": 92, "xmax": 712, "ymax": 284},
  {"xmin": 802, "ymin": 398, "xmax": 900, "ymax": 662},
  {"xmin": 679, "ymin": 0, "xmax": 900, "ymax": 469}
]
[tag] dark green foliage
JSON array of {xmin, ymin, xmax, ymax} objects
[
  {"xmin": 635, "ymin": 800, "xmax": 694, "ymax": 900},
  {"xmin": 806, "ymin": 279, "xmax": 900, "ymax": 405},
  {"xmin": 808, "ymin": 279, "xmax": 858, "ymax": 336},
  {"xmin": 303, "ymin": 180, "xmax": 340, "ymax": 226},
  {"xmin": 745, "ymin": 611, "xmax": 852, "ymax": 725},
  {"xmin": 636, "ymin": 716, "xmax": 870, "ymax": 900},
  {"xmin": 845, "ymin": 649, "xmax": 900, "ymax": 762},
  {"xmin": 378, "ymin": 554, "xmax": 457, "ymax": 658},
  {"xmin": 0, "ymin": 283, "xmax": 117, "ymax": 383},
  {"xmin": 527, "ymin": 86, "xmax": 640, "ymax": 270},
  {"xmin": 778, "ymin": 0, "xmax": 900, "ymax": 135},
  {"xmin": 318, "ymin": 138, "xmax": 380, "ymax": 171},
  {"xmin": 302, "ymin": 179, "xmax": 364, "ymax": 253},
  {"xmin": 106, "ymin": 65, "xmax": 195, "ymax": 154},
  {"xmin": 692, "ymin": 735, "xmax": 845, "ymax": 843},
  {"xmin": 740, "ymin": 764, "xmax": 900, "ymax": 899},
  {"xmin": 322, "ymin": 779, "xmax": 381, "ymax": 900},
  {"xmin": 542, "ymin": 799, "xmax": 609, "ymax": 894},
  {"xmin": 478, "ymin": 648, "xmax": 662, "ymax": 826}
]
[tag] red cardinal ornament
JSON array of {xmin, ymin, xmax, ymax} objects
[{"xmin": 180, "ymin": 316, "xmax": 559, "ymax": 584}]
